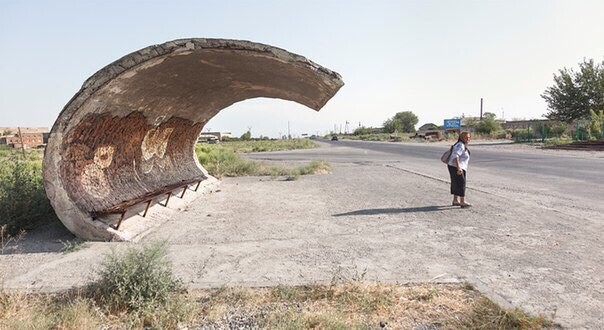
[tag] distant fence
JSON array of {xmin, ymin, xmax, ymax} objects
[{"xmin": 513, "ymin": 120, "xmax": 604, "ymax": 143}]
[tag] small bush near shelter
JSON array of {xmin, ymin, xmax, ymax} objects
[{"xmin": 0, "ymin": 155, "xmax": 57, "ymax": 235}]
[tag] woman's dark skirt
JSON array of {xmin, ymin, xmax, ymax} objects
[{"xmin": 447, "ymin": 165, "xmax": 466, "ymax": 197}]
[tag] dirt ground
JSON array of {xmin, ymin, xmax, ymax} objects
[{"xmin": 1, "ymin": 141, "xmax": 602, "ymax": 328}]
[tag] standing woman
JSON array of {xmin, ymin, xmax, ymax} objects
[{"xmin": 448, "ymin": 132, "xmax": 471, "ymax": 208}]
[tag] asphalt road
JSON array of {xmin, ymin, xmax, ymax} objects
[
  {"xmin": 249, "ymin": 139, "xmax": 604, "ymax": 213},
  {"xmin": 323, "ymin": 139, "xmax": 603, "ymax": 183}
]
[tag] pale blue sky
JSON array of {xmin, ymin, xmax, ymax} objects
[{"xmin": 1, "ymin": 0, "xmax": 603, "ymax": 137}]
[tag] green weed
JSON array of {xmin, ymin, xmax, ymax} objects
[{"xmin": 0, "ymin": 159, "xmax": 57, "ymax": 234}]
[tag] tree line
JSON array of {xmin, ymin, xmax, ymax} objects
[{"xmin": 542, "ymin": 58, "xmax": 604, "ymax": 139}]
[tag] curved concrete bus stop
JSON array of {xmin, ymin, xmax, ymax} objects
[{"xmin": 42, "ymin": 38, "xmax": 344, "ymax": 241}]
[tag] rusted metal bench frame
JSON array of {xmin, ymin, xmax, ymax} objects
[{"xmin": 91, "ymin": 178, "xmax": 203, "ymax": 230}]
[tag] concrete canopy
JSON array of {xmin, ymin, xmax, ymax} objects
[{"xmin": 42, "ymin": 38, "xmax": 344, "ymax": 241}]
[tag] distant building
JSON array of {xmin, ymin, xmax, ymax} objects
[
  {"xmin": 0, "ymin": 127, "xmax": 48, "ymax": 135},
  {"xmin": 418, "ymin": 123, "xmax": 439, "ymax": 131},
  {"xmin": 414, "ymin": 123, "xmax": 443, "ymax": 140},
  {"xmin": 0, "ymin": 132, "xmax": 45, "ymax": 149},
  {"xmin": 197, "ymin": 131, "xmax": 232, "ymax": 142},
  {"xmin": 501, "ymin": 119, "xmax": 552, "ymax": 130}
]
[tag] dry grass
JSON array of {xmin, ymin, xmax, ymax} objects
[
  {"xmin": 212, "ymin": 139, "xmax": 318, "ymax": 153},
  {"xmin": 193, "ymin": 283, "xmax": 555, "ymax": 329},
  {"xmin": 0, "ymin": 291, "xmax": 100, "ymax": 329},
  {"xmin": 0, "ymin": 284, "xmax": 195, "ymax": 329},
  {"xmin": 1, "ymin": 282, "xmax": 554, "ymax": 329},
  {"xmin": 196, "ymin": 143, "xmax": 331, "ymax": 179},
  {"xmin": 195, "ymin": 139, "xmax": 331, "ymax": 179}
]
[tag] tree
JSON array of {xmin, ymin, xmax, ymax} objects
[
  {"xmin": 383, "ymin": 111, "xmax": 418, "ymax": 133},
  {"xmin": 476, "ymin": 113, "xmax": 502, "ymax": 135},
  {"xmin": 542, "ymin": 58, "xmax": 604, "ymax": 122},
  {"xmin": 463, "ymin": 117, "xmax": 479, "ymax": 129},
  {"xmin": 240, "ymin": 130, "xmax": 251, "ymax": 140},
  {"xmin": 588, "ymin": 109, "xmax": 604, "ymax": 139},
  {"xmin": 482, "ymin": 112, "xmax": 497, "ymax": 120}
]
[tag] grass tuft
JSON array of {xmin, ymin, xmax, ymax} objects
[
  {"xmin": 462, "ymin": 281, "xmax": 475, "ymax": 291},
  {"xmin": 60, "ymin": 238, "xmax": 87, "ymax": 254},
  {"xmin": 456, "ymin": 296, "xmax": 554, "ymax": 329}
]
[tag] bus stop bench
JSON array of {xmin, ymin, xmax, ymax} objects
[{"xmin": 91, "ymin": 178, "xmax": 204, "ymax": 230}]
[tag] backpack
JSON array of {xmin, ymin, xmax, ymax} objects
[{"xmin": 440, "ymin": 142, "xmax": 458, "ymax": 164}]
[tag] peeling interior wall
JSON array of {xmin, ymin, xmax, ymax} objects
[{"xmin": 43, "ymin": 38, "xmax": 344, "ymax": 241}]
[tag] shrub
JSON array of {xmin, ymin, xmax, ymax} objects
[
  {"xmin": 353, "ymin": 126, "xmax": 372, "ymax": 135},
  {"xmin": 549, "ymin": 122, "xmax": 568, "ymax": 137},
  {"xmin": 0, "ymin": 159, "xmax": 57, "ymax": 234},
  {"xmin": 197, "ymin": 145, "xmax": 260, "ymax": 177},
  {"xmin": 511, "ymin": 129, "xmax": 532, "ymax": 141},
  {"xmin": 1, "ymin": 242, "xmax": 193, "ymax": 328},
  {"xmin": 95, "ymin": 241, "xmax": 185, "ymax": 313},
  {"xmin": 494, "ymin": 130, "xmax": 508, "ymax": 139},
  {"xmin": 292, "ymin": 161, "xmax": 331, "ymax": 177},
  {"xmin": 475, "ymin": 118, "xmax": 502, "ymax": 134},
  {"xmin": 446, "ymin": 132, "xmax": 459, "ymax": 141}
]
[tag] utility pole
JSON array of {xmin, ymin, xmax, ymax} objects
[
  {"xmin": 287, "ymin": 121, "xmax": 290, "ymax": 139},
  {"xmin": 480, "ymin": 98, "xmax": 483, "ymax": 121},
  {"xmin": 17, "ymin": 127, "xmax": 26, "ymax": 158}
]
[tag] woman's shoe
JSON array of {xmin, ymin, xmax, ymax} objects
[
  {"xmin": 460, "ymin": 202, "xmax": 472, "ymax": 208},
  {"xmin": 452, "ymin": 201, "xmax": 461, "ymax": 206}
]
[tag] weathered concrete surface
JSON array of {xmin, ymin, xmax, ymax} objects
[{"xmin": 42, "ymin": 38, "xmax": 344, "ymax": 241}]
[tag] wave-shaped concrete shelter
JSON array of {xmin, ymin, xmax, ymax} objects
[{"xmin": 42, "ymin": 38, "xmax": 344, "ymax": 241}]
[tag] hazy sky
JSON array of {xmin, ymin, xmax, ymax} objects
[{"xmin": 1, "ymin": 0, "xmax": 603, "ymax": 137}]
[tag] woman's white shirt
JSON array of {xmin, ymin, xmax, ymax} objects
[{"xmin": 448, "ymin": 142, "xmax": 470, "ymax": 170}]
